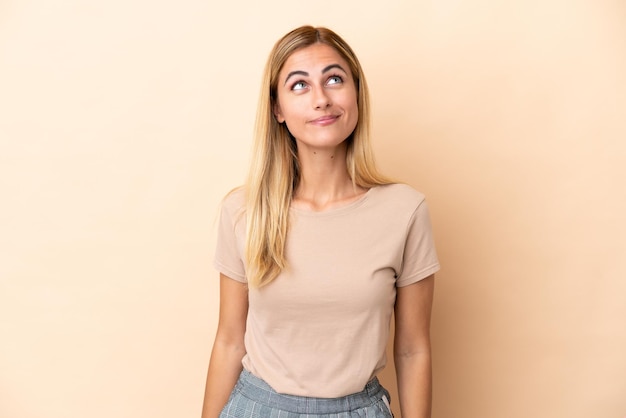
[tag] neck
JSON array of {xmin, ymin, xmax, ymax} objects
[{"xmin": 293, "ymin": 144, "xmax": 367, "ymax": 211}]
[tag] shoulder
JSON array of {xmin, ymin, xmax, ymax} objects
[
  {"xmin": 221, "ymin": 186, "xmax": 246, "ymax": 208},
  {"xmin": 220, "ymin": 186, "xmax": 246, "ymax": 219},
  {"xmin": 370, "ymin": 183, "xmax": 426, "ymax": 208}
]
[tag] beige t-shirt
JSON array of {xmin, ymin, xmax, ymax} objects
[{"xmin": 214, "ymin": 183, "xmax": 440, "ymax": 398}]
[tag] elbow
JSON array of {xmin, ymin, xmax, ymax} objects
[
  {"xmin": 393, "ymin": 340, "xmax": 431, "ymax": 361},
  {"xmin": 393, "ymin": 325, "xmax": 432, "ymax": 361}
]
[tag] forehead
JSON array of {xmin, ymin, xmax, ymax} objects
[{"xmin": 279, "ymin": 43, "xmax": 350, "ymax": 77}]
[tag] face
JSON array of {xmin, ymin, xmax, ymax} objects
[{"xmin": 273, "ymin": 43, "xmax": 358, "ymax": 151}]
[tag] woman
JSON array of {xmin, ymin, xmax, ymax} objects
[{"xmin": 202, "ymin": 26, "xmax": 439, "ymax": 418}]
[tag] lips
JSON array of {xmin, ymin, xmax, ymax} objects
[{"xmin": 308, "ymin": 114, "xmax": 340, "ymax": 126}]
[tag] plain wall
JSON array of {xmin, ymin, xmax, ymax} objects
[{"xmin": 1, "ymin": 1, "xmax": 624, "ymax": 417}]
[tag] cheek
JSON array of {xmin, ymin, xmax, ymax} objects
[
  {"xmin": 347, "ymin": 109, "xmax": 359, "ymax": 132},
  {"xmin": 279, "ymin": 105, "xmax": 304, "ymax": 134},
  {"xmin": 277, "ymin": 98, "xmax": 302, "ymax": 121},
  {"xmin": 342, "ymin": 96, "xmax": 359, "ymax": 126},
  {"xmin": 337, "ymin": 90, "xmax": 358, "ymax": 114}
]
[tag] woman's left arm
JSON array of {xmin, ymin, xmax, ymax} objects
[{"xmin": 394, "ymin": 274, "xmax": 435, "ymax": 418}]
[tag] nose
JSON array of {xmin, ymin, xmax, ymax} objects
[{"xmin": 313, "ymin": 88, "xmax": 332, "ymax": 110}]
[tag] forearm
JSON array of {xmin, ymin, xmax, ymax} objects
[
  {"xmin": 394, "ymin": 349, "xmax": 432, "ymax": 418},
  {"xmin": 201, "ymin": 340, "xmax": 246, "ymax": 418}
]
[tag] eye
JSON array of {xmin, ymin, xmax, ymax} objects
[
  {"xmin": 291, "ymin": 81, "xmax": 307, "ymax": 91},
  {"xmin": 326, "ymin": 75, "xmax": 343, "ymax": 86}
]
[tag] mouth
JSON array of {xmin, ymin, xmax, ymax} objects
[{"xmin": 309, "ymin": 114, "xmax": 340, "ymax": 125}]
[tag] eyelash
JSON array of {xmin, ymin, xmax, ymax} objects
[
  {"xmin": 327, "ymin": 74, "xmax": 343, "ymax": 85},
  {"xmin": 290, "ymin": 74, "xmax": 344, "ymax": 91}
]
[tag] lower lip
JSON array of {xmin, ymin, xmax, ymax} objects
[{"xmin": 310, "ymin": 116, "xmax": 338, "ymax": 126}]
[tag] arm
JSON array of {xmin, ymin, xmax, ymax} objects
[
  {"xmin": 394, "ymin": 274, "xmax": 435, "ymax": 418},
  {"xmin": 201, "ymin": 274, "xmax": 249, "ymax": 418}
]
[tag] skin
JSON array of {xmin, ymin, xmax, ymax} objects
[
  {"xmin": 201, "ymin": 43, "xmax": 434, "ymax": 418},
  {"xmin": 395, "ymin": 275, "xmax": 435, "ymax": 418},
  {"xmin": 201, "ymin": 274, "xmax": 248, "ymax": 418},
  {"xmin": 274, "ymin": 43, "xmax": 366, "ymax": 211}
]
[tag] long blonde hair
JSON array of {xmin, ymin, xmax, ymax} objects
[{"xmin": 245, "ymin": 25, "xmax": 390, "ymax": 287}]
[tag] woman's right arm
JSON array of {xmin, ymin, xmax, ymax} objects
[{"xmin": 201, "ymin": 273, "xmax": 249, "ymax": 418}]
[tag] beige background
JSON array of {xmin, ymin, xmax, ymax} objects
[{"xmin": 1, "ymin": 0, "xmax": 625, "ymax": 417}]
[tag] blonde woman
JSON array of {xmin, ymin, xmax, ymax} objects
[{"xmin": 201, "ymin": 26, "xmax": 440, "ymax": 418}]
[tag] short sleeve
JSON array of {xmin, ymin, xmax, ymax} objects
[
  {"xmin": 213, "ymin": 192, "xmax": 247, "ymax": 283},
  {"xmin": 395, "ymin": 199, "xmax": 440, "ymax": 287}
]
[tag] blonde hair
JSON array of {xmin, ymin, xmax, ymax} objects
[{"xmin": 245, "ymin": 25, "xmax": 390, "ymax": 287}]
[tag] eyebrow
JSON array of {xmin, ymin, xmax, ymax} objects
[{"xmin": 283, "ymin": 64, "xmax": 348, "ymax": 86}]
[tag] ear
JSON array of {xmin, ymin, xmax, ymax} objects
[{"xmin": 273, "ymin": 102, "xmax": 285, "ymax": 123}]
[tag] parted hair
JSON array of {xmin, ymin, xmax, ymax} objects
[{"xmin": 245, "ymin": 25, "xmax": 390, "ymax": 287}]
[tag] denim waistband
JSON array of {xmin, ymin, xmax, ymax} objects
[{"xmin": 234, "ymin": 369, "xmax": 389, "ymax": 414}]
